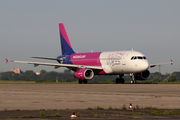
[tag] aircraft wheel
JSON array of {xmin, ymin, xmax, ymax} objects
[
  {"xmin": 120, "ymin": 78, "xmax": 125, "ymax": 84},
  {"xmin": 131, "ymin": 80, "xmax": 136, "ymax": 84},
  {"xmin": 116, "ymin": 78, "xmax": 120, "ymax": 84},
  {"xmin": 84, "ymin": 80, "xmax": 88, "ymax": 84},
  {"xmin": 79, "ymin": 80, "xmax": 83, "ymax": 84}
]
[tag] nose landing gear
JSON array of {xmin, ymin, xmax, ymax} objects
[{"xmin": 130, "ymin": 73, "xmax": 136, "ymax": 84}]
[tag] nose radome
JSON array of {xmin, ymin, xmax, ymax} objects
[{"xmin": 142, "ymin": 60, "xmax": 149, "ymax": 70}]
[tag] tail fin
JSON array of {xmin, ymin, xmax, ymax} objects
[{"xmin": 59, "ymin": 23, "xmax": 75, "ymax": 55}]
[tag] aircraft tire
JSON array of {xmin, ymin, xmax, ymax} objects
[
  {"xmin": 79, "ymin": 80, "xmax": 83, "ymax": 84},
  {"xmin": 120, "ymin": 78, "xmax": 125, "ymax": 84},
  {"xmin": 131, "ymin": 80, "xmax": 136, "ymax": 84},
  {"xmin": 84, "ymin": 80, "xmax": 88, "ymax": 84},
  {"xmin": 116, "ymin": 78, "xmax": 120, "ymax": 84}
]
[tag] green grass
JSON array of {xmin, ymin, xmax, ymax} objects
[
  {"xmin": 127, "ymin": 116, "xmax": 137, "ymax": 119},
  {"xmin": 14, "ymin": 109, "xmax": 20, "ymax": 111},
  {"xmin": 20, "ymin": 115, "xmax": 37, "ymax": 118},
  {"xmin": 1, "ymin": 80, "xmax": 180, "ymax": 84},
  {"xmin": 9, "ymin": 112, "xmax": 61, "ymax": 118},
  {"xmin": 40, "ymin": 111, "xmax": 45, "ymax": 117},
  {"xmin": 86, "ymin": 113, "xmax": 107, "ymax": 117},
  {"xmin": 6, "ymin": 108, "xmax": 180, "ymax": 119},
  {"xmin": 0, "ymin": 80, "xmax": 78, "ymax": 84},
  {"xmin": 122, "ymin": 104, "xmax": 126, "ymax": 110},
  {"xmin": 107, "ymin": 106, "xmax": 113, "ymax": 110},
  {"xmin": 135, "ymin": 105, "xmax": 140, "ymax": 109},
  {"xmin": 39, "ymin": 109, "xmax": 45, "ymax": 111},
  {"xmin": 144, "ymin": 106, "xmax": 158, "ymax": 110},
  {"xmin": 87, "ymin": 107, "xmax": 93, "ymax": 110},
  {"xmin": 45, "ymin": 113, "xmax": 61, "ymax": 117},
  {"xmin": 154, "ymin": 81, "xmax": 180, "ymax": 84},
  {"xmin": 137, "ymin": 112, "xmax": 144, "ymax": 115},
  {"xmin": 35, "ymin": 81, "xmax": 78, "ymax": 84},
  {"xmin": 94, "ymin": 106, "xmax": 104, "ymax": 110},
  {"xmin": 149, "ymin": 110, "xmax": 180, "ymax": 115}
]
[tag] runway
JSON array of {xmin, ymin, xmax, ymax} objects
[{"xmin": 0, "ymin": 84, "xmax": 180, "ymax": 110}]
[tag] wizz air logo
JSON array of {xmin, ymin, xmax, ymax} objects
[{"xmin": 107, "ymin": 53, "xmax": 123, "ymax": 66}]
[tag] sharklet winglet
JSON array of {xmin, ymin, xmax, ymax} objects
[
  {"xmin": 171, "ymin": 59, "xmax": 173, "ymax": 65},
  {"xmin": 5, "ymin": 58, "xmax": 8, "ymax": 64}
]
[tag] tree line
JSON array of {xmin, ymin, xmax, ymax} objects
[{"xmin": 0, "ymin": 70, "xmax": 179, "ymax": 83}]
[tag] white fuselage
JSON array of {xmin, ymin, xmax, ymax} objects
[{"xmin": 99, "ymin": 51, "xmax": 149, "ymax": 74}]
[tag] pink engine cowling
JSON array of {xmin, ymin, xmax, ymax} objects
[
  {"xmin": 134, "ymin": 70, "xmax": 150, "ymax": 80},
  {"xmin": 74, "ymin": 68, "xmax": 94, "ymax": 80}
]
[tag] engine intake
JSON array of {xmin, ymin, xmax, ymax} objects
[
  {"xmin": 74, "ymin": 68, "xmax": 94, "ymax": 80},
  {"xmin": 134, "ymin": 70, "xmax": 150, "ymax": 80}
]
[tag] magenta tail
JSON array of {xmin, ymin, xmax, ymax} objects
[{"xmin": 59, "ymin": 23, "xmax": 75, "ymax": 55}]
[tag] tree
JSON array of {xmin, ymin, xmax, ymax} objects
[
  {"xmin": 23, "ymin": 70, "xmax": 37, "ymax": 81},
  {"xmin": 151, "ymin": 76, "xmax": 162, "ymax": 82},
  {"xmin": 172, "ymin": 72, "xmax": 180, "ymax": 81},
  {"xmin": 64, "ymin": 69, "xmax": 72, "ymax": 74},
  {"xmin": 163, "ymin": 74, "xmax": 177, "ymax": 82},
  {"xmin": 40, "ymin": 70, "xmax": 47, "ymax": 75},
  {"xmin": 2, "ymin": 71, "xmax": 14, "ymax": 80}
]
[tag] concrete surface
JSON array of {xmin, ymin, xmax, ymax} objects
[{"xmin": 0, "ymin": 84, "xmax": 180, "ymax": 110}]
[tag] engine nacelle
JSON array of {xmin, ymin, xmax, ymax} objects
[
  {"xmin": 74, "ymin": 68, "xmax": 94, "ymax": 80},
  {"xmin": 134, "ymin": 70, "xmax": 150, "ymax": 80}
]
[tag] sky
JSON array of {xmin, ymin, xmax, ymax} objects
[{"xmin": 0, "ymin": 0, "xmax": 180, "ymax": 74}]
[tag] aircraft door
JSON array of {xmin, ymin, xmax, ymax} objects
[{"xmin": 122, "ymin": 54, "xmax": 128, "ymax": 65}]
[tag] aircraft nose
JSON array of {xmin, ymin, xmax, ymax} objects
[{"xmin": 141, "ymin": 60, "xmax": 149, "ymax": 71}]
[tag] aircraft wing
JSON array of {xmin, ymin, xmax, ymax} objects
[
  {"xmin": 6, "ymin": 59, "xmax": 103, "ymax": 70},
  {"xmin": 31, "ymin": 56, "xmax": 63, "ymax": 61},
  {"xmin": 149, "ymin": 60, "xmax": 173, "ymax": 68}
]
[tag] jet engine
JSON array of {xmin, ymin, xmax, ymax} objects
[
  {"xmin": 74, "ymin": 68, "xmax": 94, "ymax": 80},
  {"xmin": 134, "ymin": 70, "xmax": 150, "ymax": 80}
]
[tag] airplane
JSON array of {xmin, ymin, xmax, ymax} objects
[{"xmin": 6, "ymin": 23, "xmax": 173, "ymax": 84}]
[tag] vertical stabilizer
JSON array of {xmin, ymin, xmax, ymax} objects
[{"xmin": 59, "ymin": 23, "xmax": 75, "ymax": 55}]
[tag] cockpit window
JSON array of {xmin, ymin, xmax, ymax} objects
[
  {"xmin": 131, "ymin": 56, "xmax": 147, "ymax": 60},
  {"xmin": 138, "ymin": 56, "xmax": 143, "ymax": 59}
]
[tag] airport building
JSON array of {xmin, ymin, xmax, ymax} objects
[
  {"xmin": 35, "ymin": 72, "xmax": 40, "ymax": 75},
  {"xmin": 11, "ymin": 68, "xmax": 22, "ymax": 74}
]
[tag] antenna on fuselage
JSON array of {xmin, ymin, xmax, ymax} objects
[{"xmin": 131, "ymin": 48, "xmax": 133, "ymax": 51}]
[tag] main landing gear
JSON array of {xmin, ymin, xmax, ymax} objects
[
  {"xmin": 130, "ymin": 73, "xmax": 136, "ymax": 84},
  {"xmin": 116, "ymin": 74, "xmax": 125, "ymax": 84},
  {"xmin": 78, "ymin": 80, "xmax": 88, "ymax": 84},
  {"xmin": 116, "ymin": 73, "xmax": 136, "ymax": 84}
]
